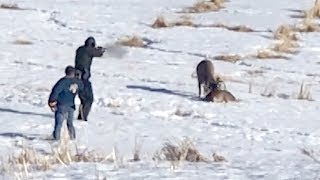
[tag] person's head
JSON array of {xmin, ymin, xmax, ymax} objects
[
  {"xmin": 65, "ymin": 66, "xmax": 76, "ymax": 77},
  {"xmin": 84, "ymin": 37, "xmax": 96, "ymax": 48}
]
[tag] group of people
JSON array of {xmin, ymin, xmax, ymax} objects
[{"xmin": 48, "ymin": 37, "xmax": 105, "ymax": 140}]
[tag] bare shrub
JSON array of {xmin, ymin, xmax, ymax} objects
[
  {"xmin": 117, "ymin": 36, "xmax": 145, "ymax": 47},
  {"xmin": 297, "ymin": 82, "xmax": 313, "ymax": 101},
  {"xmin": 0, "ymin": 3, "xmax": 23, "ymax": 10},
  {"xmin": 213, "ymin": 54, "xmax": 242, "ymax": 63},
  {"xmin": 151, "ymin": 16, "xmax": 169, "ymax": 28}
]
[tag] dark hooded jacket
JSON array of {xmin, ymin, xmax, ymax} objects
[{"xmin": 75, "ymin": 37, "xmax": 105, "ymax": 73}]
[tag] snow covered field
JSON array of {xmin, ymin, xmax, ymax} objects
[{"xmin": 0, "ymin": 0, "xmax": 320, "ymax": 179}]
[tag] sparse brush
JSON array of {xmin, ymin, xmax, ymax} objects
[
  {"xmin": 297, "ymin": 82, "xmax": 313, "ymax": 101},
  {"xmin": 213, "ymin": 54, "xmax": 242, "ymax": 63},
  {"xmin": 151, "ymin": 16, "xmax": 169, "ymax": 28},
  {"xmin": 117, "ymin": 36, "xmax": 145, "ymax": 47}
]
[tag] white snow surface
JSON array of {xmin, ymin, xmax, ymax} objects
[{"xmin": 0, "ymin": 0, "xmax": 320, "ymax": 179}]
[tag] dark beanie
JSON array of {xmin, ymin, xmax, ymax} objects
[{"xmin": 65, "ymin": 65, "xmax": 75, "ymax": 75}]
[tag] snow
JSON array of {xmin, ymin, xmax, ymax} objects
[{"xmin": 1, "ymin": 0, "xmax": 320, "ymax": 179}]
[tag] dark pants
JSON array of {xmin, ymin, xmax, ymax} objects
[
  {"xmin": 77, "ymin": 80, "xmax": 94, "ymax": 121},
  {"xmin": 53, "ymin": 106, "xmax": 75, "ymax": 140}
]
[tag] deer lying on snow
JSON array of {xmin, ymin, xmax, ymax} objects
[
  {"xmin": 196, "ymin": 59, "xmax": 216, "ymax": 98},
  {"xmin": 204, "ymin": 82, "xmax": 237, "ymax": 103}
]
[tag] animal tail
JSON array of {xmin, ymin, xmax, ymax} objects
[{"xmin": 191, "ymin": 71, "xmax": 197, "ymax": 79}]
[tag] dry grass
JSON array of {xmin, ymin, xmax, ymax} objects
[
  {"xmin": 151, "ymin": 16, "xmax": 169, "ymax": 28},
  {"xmin": 154, "ymin": 138, "xmax": 209, "ymax": 165},
  {"xmin": 272, "ymin": 39, "xmax": 298, "ymax": 54},
  {"xmin": 307, "ymin": 0, "xmax": 320, "ymax": 18},
  {"xmin": 274, "ymin": 25, "xmax": 299, "ymax": 41},
  {"xmin": 181, "ymin": 0, "xmax": 225, "ymax": 13},
  {"xmin": 213, "ymin": 54, "xmax": 242, "ymax": 63},
  {"xmin": 295, "ymin": 19, "xmax": 320, "ymax": 32},
  {"xmin": 174, "ymin": 16, "xmax": 194, "ymax": 27},
  {"xmin": 253, "ymin": 49, "xmax": 289, "ymax": 60},
  {"xmin": 117, "ymin": 36, "xmax": 145, "ymax": 47},
  {"xmin": 297, "ymin": 82, "xmax": 313, "ymax": 101},
  {"xmin": 212, "ymin": 152, "xmax": 227, "ymax": 162},
  {"xmin": 209, "ymin": 23, "xmax": 255, "ymax": 32},
  {"xmin": 1, "ymin": 126, "xmax": 110, "ymax": 178},
  {"xmin": 13, "ymin": 39, "xmax": 33, "ymax": 45},
  {"xmin": 0, "ymin": 3, "xmax": 23, "ymax": 10}
]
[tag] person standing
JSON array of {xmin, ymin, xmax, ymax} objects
[
  {"xmin": 75, "ymin": 37, "xmax": 105, "ymax": 121},
  {"xmin": 48, "ymin": 66, "xmax": 83, "ymax": 140}
]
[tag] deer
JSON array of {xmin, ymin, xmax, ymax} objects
[
  {"xmin": 196, "ymin": 59, "xmax": 216, "ymax": 98},
  {"xmin": 204, "ymin": 82, "xmax": 237, "ymax": 103}
]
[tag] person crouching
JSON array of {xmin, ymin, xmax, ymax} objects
[{"xmin": 48, "ymin": 66, "xmax": 83, "ymax": 140}]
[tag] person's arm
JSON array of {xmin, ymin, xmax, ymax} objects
[
  {"xmin": 48, "ymin": 79, "xmax": 64, "ymax": 110},
  {"xmin": 88, "ymin": 46, "xmax": 105, "ymax": 57}
]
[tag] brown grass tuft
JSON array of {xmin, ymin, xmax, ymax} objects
[
  {"xmin": 212, "ymin": 152, "xmax": 227, "ymax": 162},
  {"xmin": 151, "ymin": 16, "xmax": 169, "ymax": 28},
  {"xmin": 174, "ymin": 16, "xmax": 194, "ymax": 27},
  {"xmin": 254, "ymin": 50, "xmax": 288, "ymax": 60},
  {"xmin": 210, "ymin": 23, "xmax": 255, "ymax": 32},
  {"xmin": 295, "ymin": 19, "xmax": 320, "ymax": 32},
  {"xmin": 117, "ymin": 36, "xmax": 145, "ymax": 47},
  {"xmin": 13, "ymin": 39, "xmax": 33, "ymax": 45},
  {"xmin": 156, "ymin": 138, "xmax": 208, "ymax": 163},
  {"xmin": 272, "ymin": 39, "xmax": 299, "ymax": 54},
  {"xmin": 311, "ymin": 0, "xmax": 320, "ymax": 18},
  {"xmin": 274, "ymin": 25, "xmax": 299, "ymax": 41},
  {"xmin": 182, "ymin": 0, "xmax": 225, "ymax": 13},
  {"xmin": 0, "ymin": 3, "xmax": 23, "ymax": 10},
  {"xmin": 213, "ymin": 54, "xmax": 242, "ymax": 63}
]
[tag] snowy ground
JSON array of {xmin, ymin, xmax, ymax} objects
[{"xmin": 1, "ymin": 0, "xmax": 320, "ymax": 179}]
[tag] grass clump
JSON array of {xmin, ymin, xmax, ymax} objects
[{"xmin": 117, "ymin": 36, "xmax": 145, "ymax": 47}]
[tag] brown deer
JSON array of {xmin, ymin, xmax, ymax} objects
[
  {"xmin": 196, "ymin": 60, "xmax": 216, "ymax": 98},
  {"xmin": 204, "ymin": 82, "xmax": 237, "ymax": 103}
]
